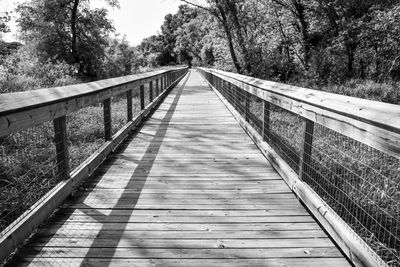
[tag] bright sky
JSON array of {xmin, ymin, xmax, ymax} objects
[{"xmin": 0, "ymin": 0, "xmax": 183, "ymax": 45}]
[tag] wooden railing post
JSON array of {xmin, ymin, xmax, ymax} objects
[
  {"xmin": 156, "ymin": 78, "xmax": 159, "ymax": 96},
  {"xmin": 299, "ymin": 119, "xmax": 314, "ymax": 180},
  {"xmin": 149, "ymin": 81, "xmax": 153, "ymax": 103},
  {"xmin": 53, "ymin": 115, "xmax": 69, "ymax": 180},
  {"xmin": 262, "ymin": 101, "xmax": 271, "ymax": 142},
  {"xmin": 103, "ymin": 98, "xmax": 112, "ymax": 140},
  {"xmin": 140, "ymin": 84, "xmax": 145, "ymax": 110},
  {"xmin": 126, "ymin": 89, "xmax": 132, "ymax": 121},
  {"xmin": 245, "ymin": 91, "xmax": 250, "ymax": 122},
  {"xmin": 222, "ymin": 80, "xmax": 226, "ymax": 97}
]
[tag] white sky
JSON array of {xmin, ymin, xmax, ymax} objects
[{"xmin": 0, "ymin": 0, "xmax": 183, "ymax": 45}]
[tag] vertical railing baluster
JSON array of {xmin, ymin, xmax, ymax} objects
[
  {"xmin": 103, "ymin": 98, "xmax": 112, "ymax": 140},
  {"xmin": 127, "ymin": 89, "xmax": 132, "ymax": 121},
  {"xmin": 262, "ymin": 100, "xmax": 270, "ymax": 142},
  {"xmin": 245, "ymin": 91, "xmax": 250, "ymax": 122},
  {"xmin": 156, "ymin": 78, "xmax": 159, "ymax": 96},
  {"xmin": 299, "ymin": 119, "xmax": 314, "ymax": 179},
  {"xmin": 53, "ymin": 115, "xmax": 69, "ymax": 180},
  {"xmin": 149, "ymin": 81, "xmax": 153, "ymax": 103},
  {"xmin": 140, "ymin": 84, "xmax": 145, "ymax": 110}
]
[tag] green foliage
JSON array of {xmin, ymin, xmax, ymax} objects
[
  {"xmin": 17, "ymin": 0, "xmax": 116, "ymax": 79},
  {"xmin": 0, "ymin": 12, "xmax": 10, "ymax": 35},
  {"xmin": 0, "ymin": 45, "xmax": 78, "ymax": 94},
  {"xmin": 100, "ymin": 35, "xmax": 140, "ymax": 78}
]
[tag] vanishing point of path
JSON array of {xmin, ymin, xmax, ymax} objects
[{"xmin": 9, "ymin": 70, "xmax": 351, "ymax": 266}]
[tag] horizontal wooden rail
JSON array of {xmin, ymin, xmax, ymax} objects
[
  {"xmin": 198, "ymin": 67, "xmax": 393, "ymax": 267},
  {"xmin": 0, "ymin": 67, "xmax": 186, "ymax": 137},
  {"xmin": 199, "ymin": 68, "xmax": 400, "ymax": 160},
  {"xmin": 0, "ymin": 66, "xmax": 188, "ymax": 263}
]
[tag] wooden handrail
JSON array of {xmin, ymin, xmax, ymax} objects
[
  {"xmin": 199, "ymin": 67, "xmax": 400, "ymax": 160},
  {"xmin": 198, "ymin": 67, "xmax": 391, "ymax": 267},
  {"xmin": 0, "ymin": 66, "xmax": 188, "ymax": 263},
  {"xmin": 0, "ymin": 67, "xmax": 187, "ymax": 137}
]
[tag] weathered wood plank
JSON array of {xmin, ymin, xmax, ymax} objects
[
  {"xmin": 199, "ymin": 67, "xmax": 400, "ymax": 159},
  {"xmin": 203, "ymin": 71, "xmax": 378, "ymax": 267},
  {"xmin": 7, "ymin": 69, "xmax": 350, "ymax": 266},
  {"xmin": 0, "ymin": 68, "xmax": 187, "ymax": 137},
  {"xmin": 9, "ymin": 258, "xmax": 352, "ymax": 267},
  {"xmin": 16, "ymin": 247, "xmax": 345, "ymax": 259}
]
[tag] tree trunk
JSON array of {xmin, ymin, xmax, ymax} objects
[
  {"xmin": 226, "ymin": 0, "xmax": 252, "ymax": 75},
  {"xmin": 346, "ymin": 44, "xmax": 355, "ymax": 78},
  {"xmin": 216, "ymin": 4, "xmax": 242, "ymax": 74},
  {"xmin": 292, "ymin": 0, "xmax": 310, "ymax": 69},
  {"xmin": 71, "ymin": 0, "xmax": 80, "ymax": 65}
]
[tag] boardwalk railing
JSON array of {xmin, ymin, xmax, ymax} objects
[
  {"xmin": 199, "ymin": 67, "xmax": 399, "ymax": 267},
  {"xmin": 0, "ymin": 66, "xmax": 188, "ymax": 262}
]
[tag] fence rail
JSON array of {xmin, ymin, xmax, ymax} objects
[
  {"xmin": 199, "ymin": 67, "xmax": 399, "ymax": 267},
  {"xmin": 0, "ymin": 66, "xmax": 188, "ymax": 263}
]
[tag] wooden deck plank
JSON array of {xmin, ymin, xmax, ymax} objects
[
  {"xmin": 8, "ymin": 69, "xmax": 350, "ymax": 266},
  {"xmin": 10, "ymin": 258, "xmax": 352, "ymax": 267}
]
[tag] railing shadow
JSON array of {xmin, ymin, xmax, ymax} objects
[
  {"xmin": 7, "ymin": 71, "xmax": 189, "ymax": 266},
  {"xmin": 75, "ymin": 72, "xmax": 189, "ymax": 266}
]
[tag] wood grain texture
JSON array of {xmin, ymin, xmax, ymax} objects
[
  {"xmin": 0, "ymin": 67, "xmax": 187, "ymax": 137},
  {"xmin": 0, "ymin": 70, "xmax": 188, "ymax": 265},
  {"xmin": 199, "ymin": 67, "xmax": 400, "ymax": 160},
  {"xmin": 204, "ymin": 71, "xmax": 385, "ymax": 267},
  {"xmin": 7, "ymin": 70, "xmax": 350, "ymax": 267}
]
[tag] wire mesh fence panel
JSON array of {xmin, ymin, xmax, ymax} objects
[
  {"xmin": 0, "ymin": 122, "xmax": 60, "ymax": 235},
  {"xmin": 67, "ymin": 105, "xmax": 105, "ymax": 171},
  {"xmin": 267, "ymin": 104, "xmax": 303, "ymax": 174},
  {"xmin": 131, "ymin": 87, "xmax": 142, "ymax": 115},
  {"xmin": 200, "ymin": 69, "xmax": 400, "ymax": 266},
  {"xmin": 142, "ymin": 83, "xmax": 152, "ymax": 108},
  {"xmin": 111, "ymin": 93, "xmax": 128, "ymax": 135},
  {"xmin": 304, "ymin": 124, "xmax": 400, "ymax": 266},
  {"xmin": 246, "ymin": 94, "xmax": 263, "ymax": 135}
]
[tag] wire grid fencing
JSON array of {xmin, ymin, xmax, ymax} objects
[
  {"xmin": 0, "ymin": 123, "xmax": 61, "ymax": 235},
  {"xmin": 0, "ymin": 76, "xmax": 164, "ymax": 242},
  {"xmin": 204, "ymin": 72, "xmax": 400, "ymax": 266}
]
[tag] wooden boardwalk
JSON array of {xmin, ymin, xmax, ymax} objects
[{"xmin": 10, "ymin": 70, "xmax": 351, "ymax": 266}]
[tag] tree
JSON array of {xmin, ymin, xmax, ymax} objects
[
  {"xmin": 0, "ymin": 12, "xmax": 10, "ymax": 37},
  {"xmin": 17, "ymin": 0, "xmax": 118, "ymax": 79},
  {"xmin": 101, "ymin": 35, "xmax": 139, "ymax": 78},
  {"xmin": 137, "ymin": 5, "xmax": 201, "ymax": 67}
]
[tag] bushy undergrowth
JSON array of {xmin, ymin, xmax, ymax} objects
[
  {"xmin": 0, "ymin": 46, "xmax": 78, "ymax": 94},
  {"xmin": 294, "ymin": 79, "xmax": 400, "ymax": 105}
]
